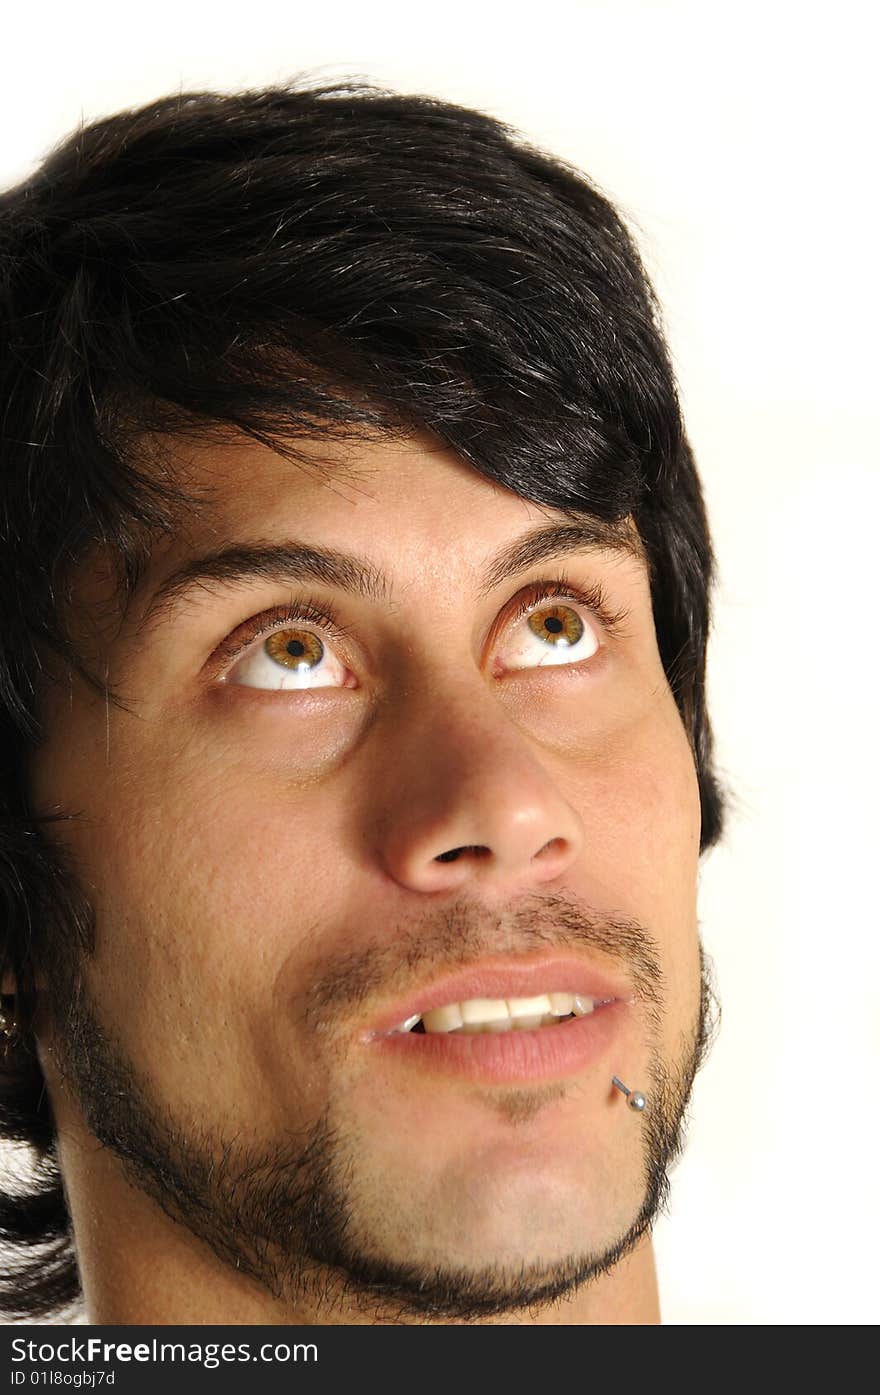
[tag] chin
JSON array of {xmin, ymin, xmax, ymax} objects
[
  {"xmin": 354, "ymin": 1134, "xmax": 640, "ymax": 1279},
  {"xmin": 318, "ymin": 1155, "xmax": 648, "ymax": 1323}
]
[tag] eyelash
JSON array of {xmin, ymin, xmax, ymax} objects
[
  {"xmin": 497, "ymin": 576, "xmax": 631, "ymax": 646},
  {"xmin": 212, "ymin": 576, "xmax": 631, "ymax": 677}
]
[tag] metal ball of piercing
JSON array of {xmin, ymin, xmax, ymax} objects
[{"xmin": 612, "ymin": 1076, "xmax": 647, "ymax": 1112}]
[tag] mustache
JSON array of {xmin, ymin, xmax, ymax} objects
[{"xmin": 303, "ymin": 891, "xmax": 664, "ymax": 1026}]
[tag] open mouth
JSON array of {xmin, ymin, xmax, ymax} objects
[
  {"xmin": 392, "ymin": 991, "xmax": 608, "ymax": 1035},
  {"xmin": 369, "ymin": 965, "xmax": 629, "ymax": 1083}
]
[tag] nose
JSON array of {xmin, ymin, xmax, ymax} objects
[{"xmin": 374, "ymin": 683, "xmax": 584, "ymax": 898}]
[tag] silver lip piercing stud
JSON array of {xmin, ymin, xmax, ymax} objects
[{"xmin": 612, "ymin": 1076, "xmax": 647, "ymax": 1112}]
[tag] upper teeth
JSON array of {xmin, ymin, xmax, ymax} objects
[{"xmin": 394, "ymin": 992, "xmax": 597, "ymax": 1034}]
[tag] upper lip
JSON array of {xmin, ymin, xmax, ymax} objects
[{"xmin": 362, "ymin": 953, "xmax": 634, "ymax": 1038}]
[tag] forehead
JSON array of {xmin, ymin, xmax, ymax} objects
[
  {"xmin": 68, "ymin": 428, "xmax": 647, "ymax": 657},
  {"xmin": 175, "ymin": 429, "xmax": 534, "ymax": 547},
  {"xmin": 132, "ymin": 428, "xmax": 646, "ymax": 600}
]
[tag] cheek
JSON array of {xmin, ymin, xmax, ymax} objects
[
  {"xmin": 45, "ymin": 733, "xmax": 353, "ymax": 1126},
  {"xmin": 88, "ymin": 751, "xmax": 346, "ymax": 969},
  {"xmin": 563, "ymin": 699, "xmax": 702, "ymax": 1026},
  {"xmin": 571, "ymin": 706, "xmax": 700, "ymax": 905},
  {"xmin": 35, "ymin": 703, "xmax": 346, "ymax": 1062}
]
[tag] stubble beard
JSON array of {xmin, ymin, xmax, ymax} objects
[{"xmin": 47, "ymin": 913, "xmax": 716, "ymax": 1324}]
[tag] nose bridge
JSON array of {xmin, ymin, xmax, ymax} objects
[{"xmin": 373, "ymin": 677, "xmax": 584, "ymax": 896}]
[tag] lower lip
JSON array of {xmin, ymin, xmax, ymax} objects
[{"xmin": 370, "ymin": 1001, "xmax": 627, "ymax": 1085}]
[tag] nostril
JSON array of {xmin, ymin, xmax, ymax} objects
[
  {"xmin": 435, "ymin": 845, "xmax": 490, "ymax": 863},
  {"xmin": 535, "ymin": 837, "xmax": 568, "ymax": 860}
]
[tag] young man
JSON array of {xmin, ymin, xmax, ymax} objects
[{"xmin": 0, "ymin": 82, "xmax": 722, "ymax": 1325}]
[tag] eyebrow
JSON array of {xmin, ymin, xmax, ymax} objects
[{"xmin": 136, "ymin": 517, "xmax": 645, "ymax": 635}]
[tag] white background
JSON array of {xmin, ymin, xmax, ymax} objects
[{"xmin": 2, "ymin": 0, "xmax": 877, "ymax": 1325}]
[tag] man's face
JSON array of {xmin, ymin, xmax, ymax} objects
[{"xmin": 31, "ymin": 432, "xmax": 704, "ymax": 1319}]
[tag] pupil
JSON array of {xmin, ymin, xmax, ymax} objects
[
  {"xmin": 544, "ymin": 616, "xmax": 564, "ymax": 633},
  {"xmin": 286, "ymin": 640, "xmax": 306, "ymax": 658}
]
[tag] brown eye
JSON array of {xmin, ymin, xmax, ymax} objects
[
  {"xmin": 527, "ymin": 604, "xmax": 585, "ymax": 648},
  {"xmin": 497, "ymin": 598, "xmax": 599, "ymax": 672},
  {"xmin": 228, "ymin": 623, "xmax": 350, "ymax": 690},
  {"xmin": 264, "ymin": 628, "xmax": 324, "ymax": 670}
]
